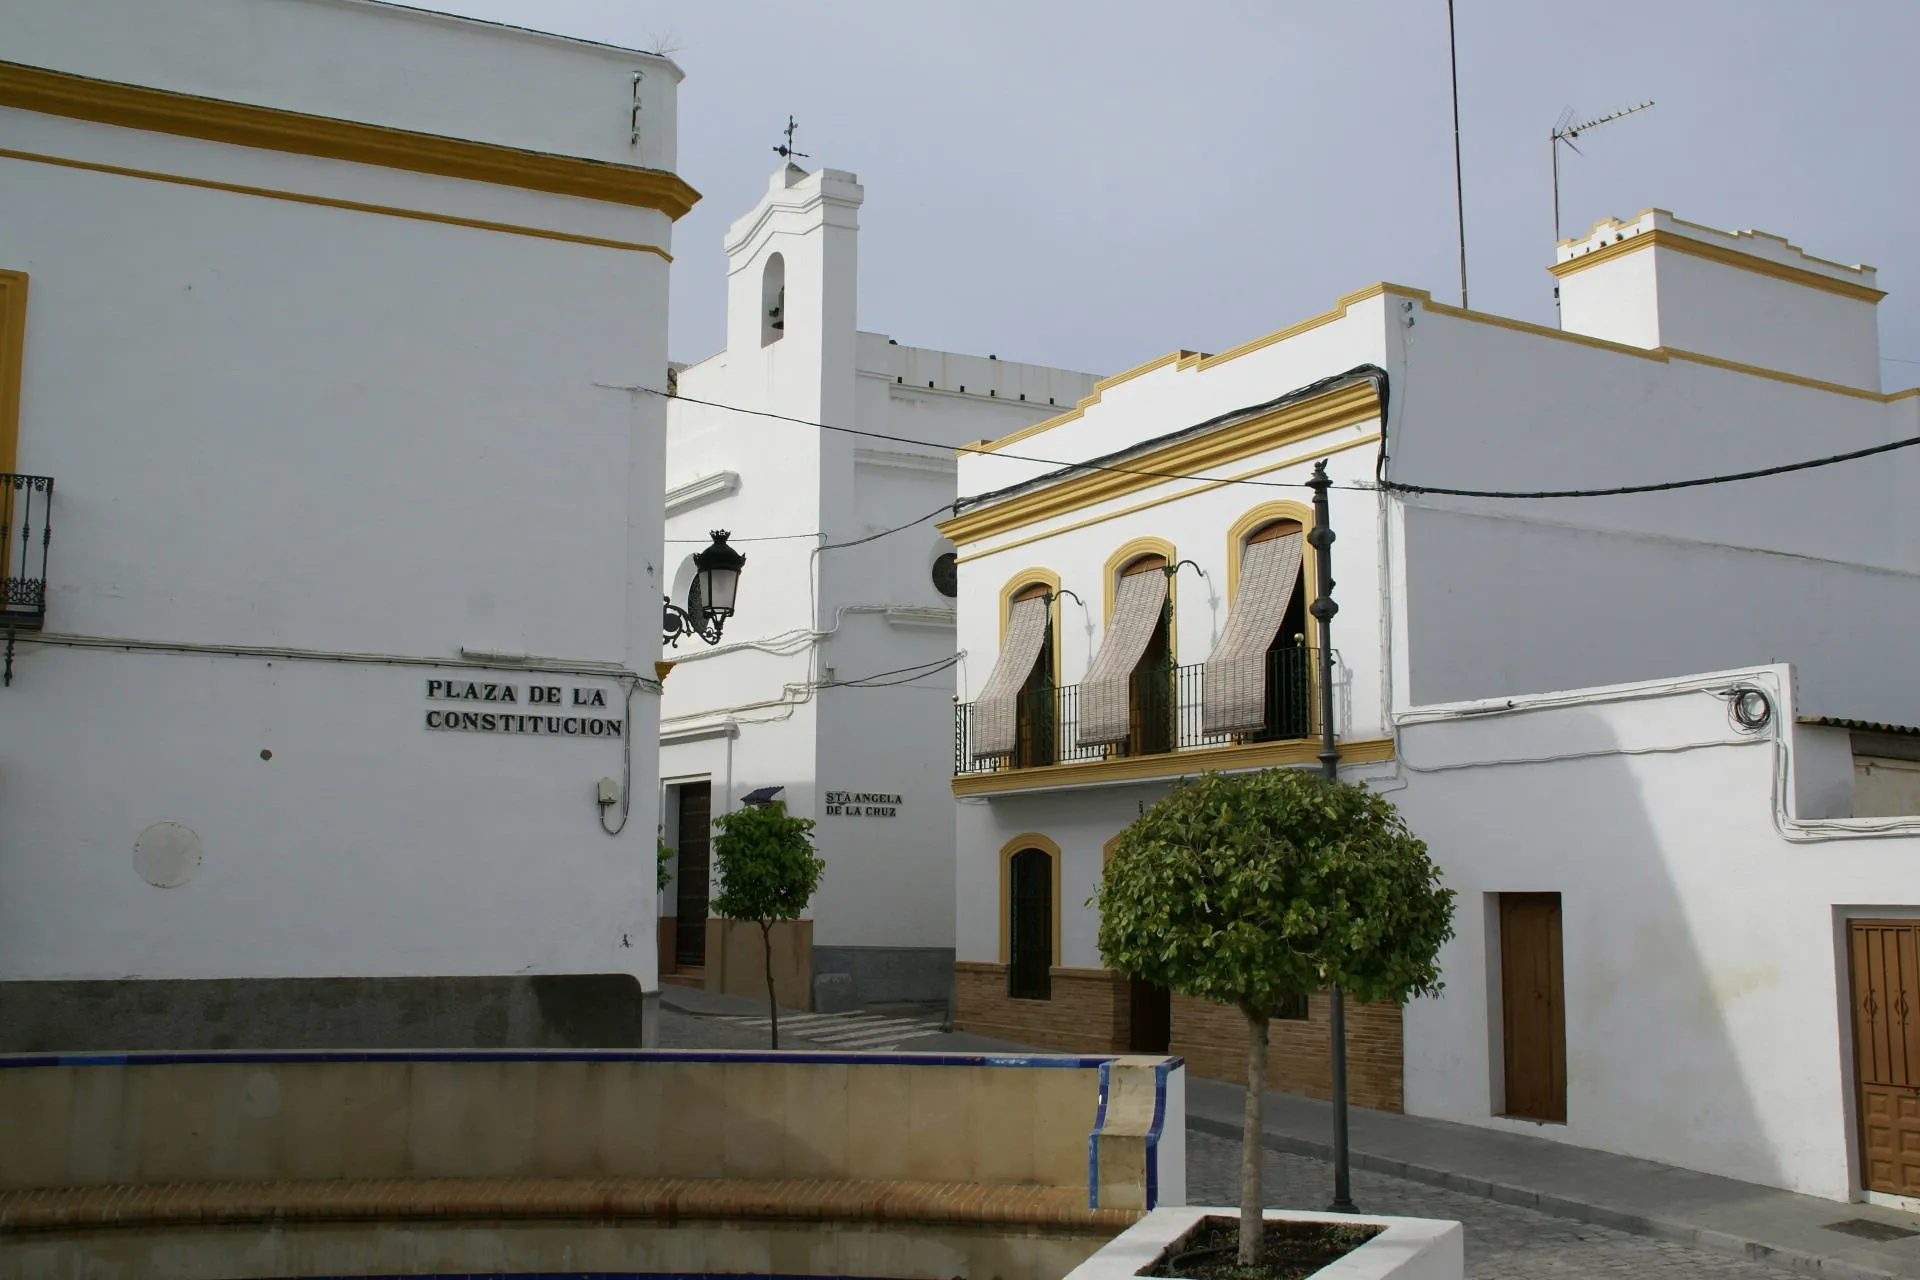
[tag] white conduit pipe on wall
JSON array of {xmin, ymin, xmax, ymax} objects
[{"xmin": 1386, "ymin": 667, "xmax": 1920, "ymax": 845}]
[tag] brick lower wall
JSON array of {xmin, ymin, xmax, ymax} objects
[
  {"xmin": 1171, "ymin": 992, "xmax": 1403, "ymax": 1112},
  {"xmin": 954, "ymin": 964, "xmax": 1403, "ymax": 1112},
  {"xmin": 954, "ymin": 963, "xmax": 1128, "ymax": 1053}
]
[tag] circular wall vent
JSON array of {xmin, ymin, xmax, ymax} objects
[
  {"xmin": 133, "ymin": 821, "xmax": 202, "ymax": 888},
  {"xmin": 931, "ymin": 551, "xmax": 958, "ymax": 598}
]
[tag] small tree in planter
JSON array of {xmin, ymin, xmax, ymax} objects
[
  {"xmin": 710, "ymin": 803, "xmax": 825, "ymax": 1049},
  {"xmin": 1097, "ymin": 767, "xmax": 1454, "ymax": 1265}
]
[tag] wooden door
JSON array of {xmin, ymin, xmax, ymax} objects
[
  {"xmin": 1129, "ymin": 975, "xmax": 1171, "ymax": 1053},
  {"xmin": 1500, "ymin": 893, "xmax": 1567, "ymax": 1122},
  {"xmin": 1850, "ymin": 919, "xmax": 1920, "ymax": 1195},
  {"xmin": 673, "ymin": 782, "xmax": 711, "ymax": 967}
]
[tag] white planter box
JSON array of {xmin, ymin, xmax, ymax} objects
[{"xmin": 1065, "ymin": 1205, "xmax": 1463, "ymax": 1280}]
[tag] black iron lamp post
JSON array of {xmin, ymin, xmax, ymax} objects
[
  {"xmin": 1307, "ymin": 459, "xmax": 1358, "ymax": 1215},
  {"xmin": 663, "ymin": 530, "xmax": 746, "ymax": 648}
]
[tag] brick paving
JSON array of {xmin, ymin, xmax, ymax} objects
[{"xmin": 1186, "ymin": 1129, "xmax": 1803, "ymax": 1278}]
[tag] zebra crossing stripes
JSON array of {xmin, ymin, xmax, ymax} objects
[{"xmin": 725, "ymin": 1010, "xmax": 946, "ymax": 1050}]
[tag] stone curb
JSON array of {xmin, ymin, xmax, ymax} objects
[{"xmin": 1186, "ymin": 1114, "xmax": 1896, "ymax": 1280}]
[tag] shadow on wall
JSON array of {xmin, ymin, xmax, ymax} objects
[{"xmin": 1398, "ymin": 704, "xmax": 1789, "ymax": 1191}]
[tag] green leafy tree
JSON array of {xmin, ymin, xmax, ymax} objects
[
  {"xmin": 657, "ymin": 828, "xmax": 674, "ymax": 895},
  {"xmin": 1096, "ymin": 768, "xmax": 1454, "ymax": 1263},
  {"xmin": 710, "ymin": 803, "xmax": 826, "ymax": 1048}
]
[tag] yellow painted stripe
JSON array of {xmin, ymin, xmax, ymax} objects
[
  {"xmin": 1550, "ymin": 228, "xmax": 1884, "ymax": 303},
  {"xmin": 951, "ymin": 736, "xmax": 1396, "ymax": 796},
  {"xmin": 0, "ymin": 146, "xmax": 672, "ymax": 260},
  {"xmin": 0, "ymin": 60, "xmax": 700, "ymax": 218}
]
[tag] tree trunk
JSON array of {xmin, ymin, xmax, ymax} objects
[
  {"xmin": 1241, "ymin": 1007, "xmax": 1269, "ymax": 1265},
  {"xmin": 762, "ymin": 919, "xmax": 779, "ymax": 1050}
]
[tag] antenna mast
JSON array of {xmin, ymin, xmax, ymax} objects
[
  {"xmin": 1447, "ymin": 0, "xmax": 1468, "ymax": 310},
  {"xmin": 1551, "ymin": 100, "xmax": 1655, "ymax": 243}
]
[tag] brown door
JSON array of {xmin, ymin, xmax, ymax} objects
[
  {"xmin": 1500, "ymin": 892, "xmax": 1567, "ymax": 1122},
  {"xmin": 1849, "ymin": 919, "xmax": 1920, "ymax": 1195},
  {"xmin": 1129, "ymin": 975, "xmax": 1171, "ymax": 1053},
  {"xmin": 674, "ymin": 782, "xmax": 712, "ymax": 967}
]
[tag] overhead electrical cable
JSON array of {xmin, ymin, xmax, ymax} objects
[
  {"xmin": 1382, "ymin": 432, "xmax": 1920, "ymax": 499},
  {"xmin": 638, "ymin": 378, "xmax": 1385, "ymax": 501}
]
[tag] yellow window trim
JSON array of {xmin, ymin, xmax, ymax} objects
[
  {"xmin": 998, "ymin": 834, "xmax": 1063, "ymax": 970},
  {"xmin": 998, "ymin": 567, "xmax": 1063, "ymax": 690},
  {"xmin": 1225, "ymin": 501, "xmax": 1314, "ymax": 605},
  {"xmin": 0, "ymin": 271, "xmax": 23, "ymax": 477},
  {"xmin": 1549, "ymin": 227, "xmax": 1885, "ymax": 304},
  {"xmin": 940, "ymin": 380, "xmax": 1378, "ymax": 547},
  {"xmin": 0, "ymin": 60, "xmax": 700, "ymax": 220},
  {"xmin": 1102, "ymin": 537, "xmax": 1178, "ymax": 664},
  {"xmin": 0, "ymin": 147, "xmax": 671, "ymax": 260},
  {"xmin": 955, "ymin": 736, "xmax": 1395, "ymax": 798}
]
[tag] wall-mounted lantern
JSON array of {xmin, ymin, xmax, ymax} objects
[{"xmin": 663, "ymin": 530, "xmax": 746, "ymax": 648}]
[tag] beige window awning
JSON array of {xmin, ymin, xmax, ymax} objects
[
  {"xmin": 1076, "ymin": 569, "xmax": 1168, "ymax": 747},
  {"xmin": 1202, "ymin": 530, "xmax": 1304, "ymax": 735},
  {"xmin": 971, "ymin": 594, "xmax": 1051, "ymax": 759}
]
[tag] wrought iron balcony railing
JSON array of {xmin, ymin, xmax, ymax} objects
[
  {"xmin": 2, "ymin": 474, "xmax": 51, "ymax": 625},
  {"xmin": 3, "ymin": 473, "xmax": 54, "ymax": 686},
  {"xmin": 955, "ymin": 645, "xmax": 1316, "ymax": 777}
]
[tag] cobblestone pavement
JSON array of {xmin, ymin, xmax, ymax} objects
[{"xmin": 1186, "ymin": 1129, "xmax": 1803, "ymax": 1278}]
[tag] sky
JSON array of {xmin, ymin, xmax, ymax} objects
[{"xmin": 432, "ymin": 0, "xmax": 1919, "ymax": 391}]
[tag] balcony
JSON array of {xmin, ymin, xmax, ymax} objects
[
  {"xmin": 3, "ymin": 473, "xmax": 53, "ymax": 685},
  {"xmin": 953, "ymin": 646, "xmax": 1369, "ymax": 794}
]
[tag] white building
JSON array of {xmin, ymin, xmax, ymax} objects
[
  {"xmin": 659, "ymin": 164, "xmax": 1097, "ymax": 1008},
  {"xmin": 946, "ymin": 209, "xmax": 1920, "ymax": 1204},
  {"xmin": 0, "ymin": 0, "xmax": 694, "ymax": 1048}
]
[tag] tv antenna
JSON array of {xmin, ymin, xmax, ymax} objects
[
  {"xmin": 1551, "ymin": 100, "xmax": 1654, "ymax": 243},
  {"xmin": 773, "ymin": 115, "xmax": 809, "ymax": 164}
]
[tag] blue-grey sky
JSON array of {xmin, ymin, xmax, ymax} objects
[{"xmin": 435, "ymin": 0, "xmax": 1918, "ymax": 391}]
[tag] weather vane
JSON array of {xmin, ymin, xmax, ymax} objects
[{"xmin": 773, "ymin": 115, "xmax": 809, "ymax": 163}]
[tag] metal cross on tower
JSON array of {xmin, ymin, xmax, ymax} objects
[{"xmin": 773, "ymin": 115, "xmax": 809, "ymax": 163}]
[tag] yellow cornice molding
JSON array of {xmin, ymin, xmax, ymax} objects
[
  {"xmin": 1396, "ymin": 285, "xmax": 1913, "ymax": 403},
  {"xmin": 1560, "ymin": 209, "xmax": 1880, "ymax": 276},
  {"xmin": 956, "ymin": 434, "xmax": 1379, "ymax": 565},
  {"xmin": 964, "ymin": 350, "xmax": 1199, "ymax": 457},
  {"xmin": 1549, "ymin": 228, "xmax": 1884, "ymax": 304},
  {"xmin": 940, "ymin": 380, "xmax": 1378, "ymax": 546},
  {"xmin": 0, "ymin": 146, "xmax": 672, "ymax": 259},
  {"xmin": 952, "ymin": 736, "xmax": 1395, "ymax": 796},
  {"xmin": 0, "ymin": 61, "xmax": 701, "ymax": 220},
  {"xmin": 964, "ymin": 285, "xmax": 1394, "ymax": 459}
]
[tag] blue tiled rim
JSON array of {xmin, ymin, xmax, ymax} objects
[
  {"xmin": 1085, "ymin": 1058, "xmax": 1178, "ymax": 1212},
  {"xmin": 0, "ymin": 1048, "xmax": 1169, "ymax": 1070}
]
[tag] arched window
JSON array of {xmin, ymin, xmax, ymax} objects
[
  {"xmin": 1245, "ymin": 519, "xmax": 1310, "ymax": 740},
  {"xmin": 1008, "ymin": 845, "xmax": 1054, "ymax": 1000},
  {"xmin": 1010, "ymin": 582, "xmax": 1055, "ymax": 767},
  {"xmin": 1119, "ymin": 554, "xmax": 1172, "ymax": 756},
  {"xmin": 761, "ymin": 253, "xmax": 786, "ymax": 346},
  {"xmin": 1204, "ymin": 506, "xmax": 1313, "ymax": 742}
]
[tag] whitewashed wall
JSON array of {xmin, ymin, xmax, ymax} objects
[
  {"xmin": 662, "ymin": 167, "xmax": 1096, "ymax": 1000},
  {"xmin": 1392, "ymin": 666, "xmax": 1920, "ymax": 1201},
  {"xmin": 1385, "ymin": 294, "xmax": 1920, "ymax": 722},
  {"xmin": 0, "ymin": 0, "xmax": 676, "ymax": 1007}
]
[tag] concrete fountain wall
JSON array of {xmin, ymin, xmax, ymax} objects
[{"xmin": 0, "ymin": 1048, "xmax": 1184, "ymax": 1279}]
